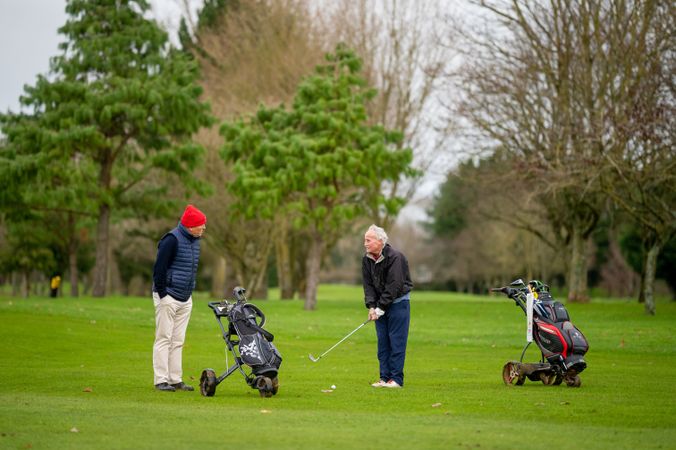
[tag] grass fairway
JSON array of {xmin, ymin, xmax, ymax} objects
[{"xmin": 1, "ymin": 284, "xmax": 675, "ymax": 449}]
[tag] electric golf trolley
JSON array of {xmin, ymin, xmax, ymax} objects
[
  {"xmin": 200, "ymin": 287, "xmax": 282, "ymax": 398},
  {"xmin": 492, "ymin": 279, "xmax": 589, "ymax": 387}
]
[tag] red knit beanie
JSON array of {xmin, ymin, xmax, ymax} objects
[{"xmin": 180, "ymin": 204, "xmax": 207, "ymax": 228}]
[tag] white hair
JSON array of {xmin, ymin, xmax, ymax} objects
[{"xmin": 367, "ymin": 224, "xmax": 388, "ymax": 245}]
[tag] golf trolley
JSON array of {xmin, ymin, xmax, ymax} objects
[
  {"xmin": 200, "ymin": 287, "xmax": 282, "ymax": 398},
  {"xmin": 492, "ymin": 279, "xmax": 588, "ymax": 388}
]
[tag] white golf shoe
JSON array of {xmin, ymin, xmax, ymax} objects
[
  {"xmin": 371, "ymin": 380, "xmax": 387, "ymax": 387},
  {"xmin": 383, "ymin": 380, "xmax": 402, "ymax": 388}
]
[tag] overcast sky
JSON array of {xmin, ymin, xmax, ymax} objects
[
  {"xmin": 0, "ymin": 0, "xmax": 66, "ymax": 113},
  {"xmin": 0, "ymin": 0, "xmax": 201, "ymax": 113}
]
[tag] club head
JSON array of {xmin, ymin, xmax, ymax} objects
[
  {"xmin": 233, "ymin": 286, "xmax": 247, "ymax": 303},
  {"xmin": 308, "ymin": 354, "xmax": 320, "ymax": 363}
]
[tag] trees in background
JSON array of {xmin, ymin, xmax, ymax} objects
[
  {"xmin": 220, "ymin": 46, "xmax": 415, "ymax": 309},
  {"xmin": 595, "ymin": 1, "xmax": 675, "ymax": 314},
  {"xmin": 427, "ymin": 153, "xmax": 566, "ymax": 293},
  {"xmin": 450, "ymin": 0, "xmax": 673, "ymax": 305},
  {"xmin": 320, "ymin": 0, "xmax": 452, "ymax": 228},
  {"xmin": 177, "ymin": 0, "xmax": 326, "ymax": 299},
  {"xmin": 0, "ymin": 1, "xmax": 670, "ymax": 309},
  {"xmin": 180, "ymin": 0, "xmax": 435, "ymax": 302},
  {"xmin": 0, "ymin": 0, "xmax": 213, "ymax": 296}
]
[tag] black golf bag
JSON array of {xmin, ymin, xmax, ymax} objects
[
  {"xmin": 200, "ymin": 287, "xmax": 282, "ymax": 398},
  {"xmin": 493, "ymin": 279, "xmax": 588, "ymax": 387},
  {"xmin": 228, "ymin": 301, "xmax": 282, "ymax": 378}
]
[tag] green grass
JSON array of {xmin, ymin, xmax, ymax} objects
[{"xmin": 1, "ymin": 284, "xmax": 675, "ymax": 449}]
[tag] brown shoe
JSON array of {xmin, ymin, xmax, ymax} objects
[{"xmin": 171, "ymin": 382, "xmax": 195, "ymax": 391}]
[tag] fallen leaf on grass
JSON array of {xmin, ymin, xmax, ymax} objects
[
  {"xmin": 83, "ymin": 387, "xmax": 92, "ymax": 393},
  {"xmin": 321, "ymin": 389, "xmax": 333, "ymax": 393},
  {"xmin": 70, "ymin": 427, "xmax": 79, "ymax": 433},
  {"xmin": 560, "ymin": 401, "xmax": 570, "ymax": 405},
  {"xmin": 431, "ymin": 403, "xmax": 442, "ymax": 408},
  {"xmin": 260, "ymin": 410, "xmax": 271, "ymax": 414}
]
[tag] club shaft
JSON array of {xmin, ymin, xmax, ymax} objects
[{"xmin": 316, "ymin": 320, "xmax": 369, "ymax": 359}]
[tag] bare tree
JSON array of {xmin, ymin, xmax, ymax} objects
[
  {"xmin": 450, "ymin": 1, "xmax": 666, "ymax": 302},
  {"xmin": 319, "ymin": 0, "xmax": 456, "ymax": 228},
  {"xmin": 599, "ymin": 1, "xmax": 675, "ymax": 313}
]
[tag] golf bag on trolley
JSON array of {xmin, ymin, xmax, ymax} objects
[
  {"xmin": 200, "ymin": 287, "xmax": 282, "ymax": 398},
  {"xmin": 492, "ymin": 279, "xmax": 588, "ymax": 387}
]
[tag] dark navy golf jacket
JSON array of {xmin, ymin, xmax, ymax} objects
[{"xmin": 362, "ymin": 244, "xmax": 413, "ymax": 311}]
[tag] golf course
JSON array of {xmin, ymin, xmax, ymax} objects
[{"xmin": 1, "ymin": 285, "xmax": 674, "ymax": 449}]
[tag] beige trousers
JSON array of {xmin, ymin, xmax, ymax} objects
[{"xmin": 152, "ymin": 292, "xmax": 193, "ymax": 385}]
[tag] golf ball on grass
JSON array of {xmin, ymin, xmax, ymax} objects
[{"xmin": 331, "ymin": 385, "xmax": 336, "ymax": 389}]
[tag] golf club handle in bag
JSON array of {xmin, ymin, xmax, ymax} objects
[{"xmin": 492, "ymin": 287, "xmax": 527, "ymax": 313}]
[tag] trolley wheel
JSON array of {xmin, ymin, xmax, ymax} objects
[
  {"xmin": 256, "ymin": 376, "xmax": 273, "ymax": 398},
  {"xmin": 553, "ymin": 374, "xmax": 564, "ymax": 385},
  {"xmin": 565, "ymin": 375, "xmax": 582, "ymax": 388},
  {"xmin": 271, "ymin": 377, "xmax": 279, "ymax": 395},
  {"xmin": 200, "ymin": 369, "xmax": 217, "ymax": 397},
  {"xmin": 540, "ymin": 372, "xmax": 556, "ymax": 385},
  {"xmin": 502, "ymin": 362, "xmax": 524, "ymax": 386}
]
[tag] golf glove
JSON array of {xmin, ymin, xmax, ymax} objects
[{"xmin": 375, "ymin": 307, "xmax": 385, "ymax": 317}]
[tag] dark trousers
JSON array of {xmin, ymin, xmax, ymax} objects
[{"xmin": 375, "ymin": 299, "xmax": 410, "ymax": 386}]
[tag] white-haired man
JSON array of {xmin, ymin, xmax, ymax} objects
[{"xmin": 362, "ymin": 224, "xmax": 413, "ymax": 388}]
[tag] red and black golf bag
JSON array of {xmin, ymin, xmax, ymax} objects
[
  {"xmin": 531, "ymin": 292, "xmax": 589, "ymax": 374},
  {"xmin": 494, "ymin": 279, "xmax": 589, "ymax": 387}
]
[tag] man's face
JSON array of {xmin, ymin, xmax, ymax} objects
[
  {"xmin": 364, "ymin": 230, "xmax": 384, "ymax": 255},
  {"xmin": 188, "ymin": 224, "xmax": 206, "ymax": 238}
]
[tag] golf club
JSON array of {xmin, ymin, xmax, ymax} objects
[{"xmin": 308, "ymin": 319, "xmax": 371, "ymax": 362}]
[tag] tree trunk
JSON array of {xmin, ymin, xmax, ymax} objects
[
  {"xmin": 22, "ymin": 271, "xmax": 30, "ymax": 298},
  {"xmin": 92, "ymin": 203, "xmax": 111, "ymax": 297},
  {"xmin": 249, "ymin": 239, "xmax": 273, "ymax": 300},
  {"xmin": 68, "ymin": 214, "xmax": 79, "ymax": 297},
  {"xmin": 11, "ymin": 272, "xmax": 20, "ymax": 297},
  {"xmin": 69, "ymin": 246, "xmax": 79, "ymax": 298},
  {"xmin": 304, "ymin": 236, "xmax": 324, "ymax": 310},
  {"xmin": 291, "ymin": 233, "xmax": 309, "ymax": 300},
  {"xmin": 251, "ymin": 282, "xmax": 268, "ymax": 300},
  {"xmin": 276, "ymin": 235, "xmax": 293, "ymax": 300},
  {"xmin": 638, "ymin": 254, "xmax": 646, "ymax": 303},
  {"xmin": 642, "ymin": 242, "xmax": 660, "ymax": 316},
  {"xmin": 211, "ymin": 256, "xmax": 227, "ymax": 299},
  {"xmin": 567, "ymin": 227, "xmax": 589, "ymax": 303},
  {"xmin": 249, "ymin": 257, "xmax": 269, "ymax": 300}
]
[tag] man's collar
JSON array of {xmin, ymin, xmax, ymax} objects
[
  {"xmin": 366, "ymin": 243, "xmax": 389, "ymax": 263},
  {"xmin": 177, "ymin": 223, "xmax": 198, "ymax": 241}
]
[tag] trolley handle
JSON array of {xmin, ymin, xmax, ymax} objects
[
  {"xmin": 208, "ymin": 301, "xmax": 231, "ymax": 316},
  {"xmin": 491, "ymin": 286, "xmax": 527, "ymax": 313}
]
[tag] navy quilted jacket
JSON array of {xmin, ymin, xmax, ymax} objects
[{"xmin": 152, "ymin": 223, "xmax": 201, "ymax": 301}]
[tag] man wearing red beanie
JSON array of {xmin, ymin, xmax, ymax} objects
[{"xmin": 151, "ymin": 204, "xmax": 207, "ymax": 392}]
